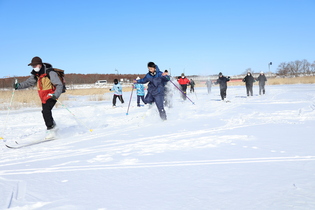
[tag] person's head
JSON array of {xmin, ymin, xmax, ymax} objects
[
  {"xmin": 260, "ymin": 71, "xmax": 264, "ymax": 75},
  {"xmin": 164, "ymin": 70, "xmax": 168, "ymax": 75},
  {"xmin": 28, "ymin": 56, "xmax": 43, "ymax": 72},
  {"xmin": 147, "ymin": 62, "xmax": 156, "ymax": 73},
  {"xmin": 114, "ymin": 79, "xmax": 118, "ymax": 84},
  {"xmin": 181, "ymin": 73, "xmax": 185, "ymax": 78},
  {"xmin": 247, "ymin": 72, "xmax": 251, "ymax": 76},
  {"xmin": 219, "ymin": 72, "xmax": 223, "ymax": 77}
]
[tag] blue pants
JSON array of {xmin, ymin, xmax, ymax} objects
[
  {"xmin": 144, "ymin": 93, "xmax": 167, "ymax": 120},
  {"xmin": 137, "ymin": 95, "xmax": 145, "ymax": 106}
]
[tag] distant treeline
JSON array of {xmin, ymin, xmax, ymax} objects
[
  {"xmin": 277, "ymin": 59, "xmax": 315, "ymax": 76},
  {"xmin": 0, "ymin": 73, "xmax": 146, "ymax": 89}
]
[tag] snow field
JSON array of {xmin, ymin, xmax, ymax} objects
[{"xmin": 0, "ymin": 84, "xmax": 315, "ymax": 209}]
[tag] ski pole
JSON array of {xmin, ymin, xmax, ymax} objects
[
  {"xmin": 57, "ymin": 100, "xmax": 93, "ymax": 132},
  {"xmin": 1, "ymin": 79, "xmax": 17, "ymax": 141},
  {"xmin": 168, "ymin": 79, "xmax": 195, "ymax": 105},
  {"xmin": 126, "ymin": 85, "xmax": 134, "ymax": 115}
]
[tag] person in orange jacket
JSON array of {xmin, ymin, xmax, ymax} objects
[{"xmin": 177, "ymin": 73, "xmax": 190, "ymax": 100}]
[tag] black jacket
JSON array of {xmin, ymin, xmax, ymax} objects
[
  {"xmin": 257, "ymin": 74, "xmax": 267, "ymax": 85},
  {"xmin": 216, "ymin": 76, "xmax": 230, "ymax": 89},
  {"xmin": 243, "ymin": 74, "xmax": 255, "ymax": 86}
]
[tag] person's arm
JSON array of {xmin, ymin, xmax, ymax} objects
[
  {"xmin": 49, "ymin": 71, "xmax": 63, "ymax": 98},
  {"xmin": 17, "ymin": 75, "xmax": 37, "ymax": 89}
]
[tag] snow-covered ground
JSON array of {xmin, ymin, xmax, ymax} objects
[{"xmin": 1, "ymin": 84, "xmax": 315, "ymax": 210}]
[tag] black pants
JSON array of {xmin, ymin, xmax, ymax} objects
[
  {"xmin": 190, "ymin": 86, "xmax": 194, "ymax": 93},
  {"xmin": 220, "ymin": 88, "xmax": 227, "ymax": 100},
  {"xmin": 180, "ymin": 84, "xmax": 187, "ymax": 100},
  {"xmin": 246, "ymin": 85, "xmax": 253, "ymax": 96},
  {"xmin": 113, "ymin": 95, "xmax": 124, "ymax": 106},
  {"xmin": 137, "ymin": 95, "xmax": 145, "ymax": 106},
  {"xmin": 42, "ymin": 98, "xmax": 57, "ymax": 129},
  {"xmin": 259, "ymin": 84, "xmax": 265, "ymax": 95}
]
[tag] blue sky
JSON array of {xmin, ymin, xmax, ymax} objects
[{"xmin": 0, "ymin": 0, "xmax": 314, "ymax": 78}]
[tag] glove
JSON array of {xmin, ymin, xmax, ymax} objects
[
  {"xmin": 13, "ymin": 83, "xmax": 20, "ymax": 90},
  {"xmin": 13, "ymin": 78, "xmax": 19, "ymax": 90},
  {"xmin": 48, "ymin": 93, "xmax": 57, "ymax": 100}
]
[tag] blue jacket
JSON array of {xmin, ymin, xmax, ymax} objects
[
  {"xmin": 136, "ymin": 65, "xmax": 169, "ymax": 96},
  {"xmin": 133, "ymin": 83, "xmax": 145, "ymax": 96},
  {"xmin": 111, "ymin": 82, "xmax": 123, "ymax": 95}
]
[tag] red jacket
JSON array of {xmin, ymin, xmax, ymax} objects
[{"xmin": 178, "ymin": 77, "xmax": 190, "ymax": 85}]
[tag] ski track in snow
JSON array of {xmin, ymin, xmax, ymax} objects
[{"xmin": 1, "ymin": 84, "xmax": 315, "ymax": 209}]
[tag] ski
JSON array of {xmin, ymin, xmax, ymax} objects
[{"xmin": 5, "ymin": 138, "xmax": 56, "ymax": 149}]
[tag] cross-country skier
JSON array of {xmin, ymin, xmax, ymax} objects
[
  {"xmin": 14, "ymin": 56, "xmax": 63, "ymax": 139},
  {"xmin": 257, "ymin": 71, "xmax": 267, "ymax": 95},
  {"xmin": 215, "ymin": 72, "xmax": 230, "ymax": 101},
  {"xmin": 177, "ymin": 73, "xmax": 190, "ymax": 100},
  {"xmin": 206, "ymin": 79, "xmax": 212, "ymax": 94},
  {"xmin": 133, "ymin": 77, "xmax": 146, "ymax": 107},
  {"xmin": 110, "ymin": 79, "xmax": 124, "ymax": 107},
  {"xmin": 243, "ymin": 72, "xmax": 255, "ymax": 96},
  {"xmin": 189, "ymin": 79, "xmax": 195, "ymax": 93},
  {"xmin": 134, "ymin": 62, "xmax": 169, "ymax": 120}
]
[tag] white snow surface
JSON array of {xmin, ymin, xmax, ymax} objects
[{"xmin": 1, "ymin": 84, "xmax": 315, "ymax": 210}]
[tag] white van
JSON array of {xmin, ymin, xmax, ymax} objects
[{"xmin": 95, "ymin": 80, "xmax": 107, "ymax": 85}]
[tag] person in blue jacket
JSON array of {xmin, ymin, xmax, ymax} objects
[
  {"xmin": 110, "ymin": 79, "xmax": 124, "ymax": 107},
  {"xmin": 133, "ymin": 76, "xmax": 146, "ymax": 107},
  {"xmin": 134, "ymin": 62, "xmax": 169, "ymax": 120}
]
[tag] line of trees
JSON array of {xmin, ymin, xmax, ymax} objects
[
  {"xmin": 277, "ymin": 59, "xmax": 315, "ymax": 76},
  {"xmin": 0, "ymin": 73, "xmax": 146, "ymax": 89}
]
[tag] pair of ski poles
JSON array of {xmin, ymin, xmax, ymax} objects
[{"xmin": 125, "ymin": 78, "xmax": 195, "ymax": 115}]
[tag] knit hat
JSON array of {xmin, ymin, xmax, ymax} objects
[
  {"xmin": 28, "ymin": 56, "xmax": 43, "ymax": 66},
  {"xmin": 181, "ymin": 73, "xmax": 185, "ymax": 76},
  {"xmin": 219, "ymin": 72, "xmax": 222, "ymax": 76}
]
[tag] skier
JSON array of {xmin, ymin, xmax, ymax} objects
[
  {"xmin": 177, "ymin": 73, "xmax": 190, "ymax": 100},
  {"xmin": 257, "ymin": 71, "xmax": 267, "ymax": 95},
  {"xmin": 215, "ymin": 72, "xmax": 230, "ymax": 101},
  {"xmin": 243, "ymin": 72, "xmax": 255, "ymax": 96},
  {"xmin": 133, "ymin": 77, "xmax": 146, "ymax": 107},
  {"xmin": 110, "ymin": 79, "xmax": 124, "ymax": 107},
  {"xmin": 14, "ymin": 56, "xmax": 63, "ymax": 139},
  {"xmin": 134, "ymin": 62, "xmax": 169, "ymax": 120},
  {"xmin": 189, "ymin": 79, "xmax": 195, "ymax": 93},
  {"xmin": 205, "ymin": 79, "xmax": 212, "ymax": 94}
]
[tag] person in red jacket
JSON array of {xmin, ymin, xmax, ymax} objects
[{"xmin": 177, "ymin": 73, "xmax": 190, "ymax": 100}]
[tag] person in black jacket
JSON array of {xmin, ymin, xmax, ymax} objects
[
  {"xmin": 257, "ymin": 71, "xmax": 267, "ymax": 95},
  {"xmin": 215, "ymin": 72, "xmax": 230, "ymax": 100},
  {"xmin": 243, "ymin": 72, "xmax": 255, "ymax": 96}
]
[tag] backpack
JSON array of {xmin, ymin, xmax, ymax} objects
[{"xmin": 52, "ymin": 68, "xmax": 66, "ymax": 93}]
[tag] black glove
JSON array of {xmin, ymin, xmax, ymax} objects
[
  {"xmin": 48, "ymin": 94, "xmax": 57, "ymax": 100},
  {"xmin": 13, "ymin": 83, "xmax": 20, "ymax": 90}
]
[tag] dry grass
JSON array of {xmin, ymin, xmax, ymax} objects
[
  {"xmin": 195, "ymin": 76, "xmax": 315, "ymax": 87},
  {"xmin": 1, "ymin": 77, "xmax": 313, "ymax": 110}
]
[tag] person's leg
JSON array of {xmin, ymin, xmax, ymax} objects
[
  {"xmin": 119, "ymin": 95, "xmax": 124, "ymax": 103},
  {"xmin": 143, "ymin": 92, "xmax": 154, "ymax": 104},
  {"xmin": 154, "ymin": 95, "xmax": 167, "ymax": 120},
  {"xmin": 42, "ymin": 98, "xmax": 57, "ymax": 129},
  {"xmin": 137, "ymin": 95, "xmax": 140, "ymax": 106},
  {"xmin": 113, "ymin": 95, "xmax": 117, "ymax": 106}
]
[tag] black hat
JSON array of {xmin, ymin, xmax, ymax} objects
[
  {"xmin": 219, "ymin": 72, "xmax": 222, "ymax": 76},
  {"xmin": 28, "ymin": 56, "xmax": 43, "ymax": 66}
]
